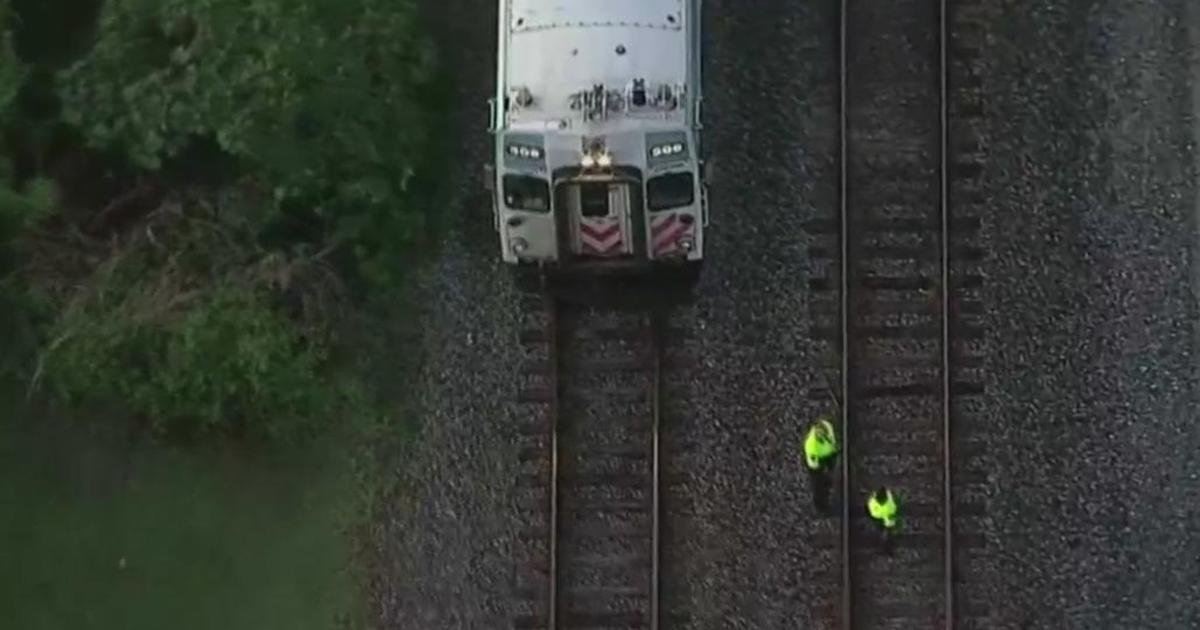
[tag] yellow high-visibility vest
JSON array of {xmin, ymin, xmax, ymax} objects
[
  {"xmin": 867, "ymin": 490, "xmax": 899, "ymax": 529},
  {"xmin": 803, "ymin": 419, "xmax": 838, "ymax": 470}
]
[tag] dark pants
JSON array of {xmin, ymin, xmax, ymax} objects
[
  {"xmin": 869, "ymin": 519, "xmax": 897, "ymax": 555},
  {"xmin": 807, "ymin": 459, "xmax": 834, "ymax": 514}
]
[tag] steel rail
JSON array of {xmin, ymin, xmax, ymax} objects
[
  {"xmin": 649, "ymin": 313, "xmax": 663, "ymax": 630},
  {"xmin": 546, "ymin": 291, "xmax": 561, "ymax": 630},
  {"xmin": 837, "ymin": 0, "xmax": 852, "ymax": 626},
  {"xmin": 541, "ymin": 295, "xmax": 664, "ymax": 630},
  {"xmin": 839, "ymin": 0, "xmax": 956, "ymax": 627},
  {"xmin": 938, "ymin": 0, "xmax": 955, "ymax": 626}
]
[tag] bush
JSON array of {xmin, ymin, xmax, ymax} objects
[
  {"xmin": 0, "ymin": 176, "xmax": 56, "ymax": 229},
  {"xmin": 28, "ymin": 196, "xmax": 364, "ymax": 441},
  {"xmin": 56, "ymin": 0, "xmax": 436, "ymax": 288},
  {"xmin": 2, "ymin": 0, "xmax": 429, "ymax": 442},
  {"xmin": 0, "ymin": 61, "xmax": 23, "ymax": 124},
  {"xmin": 0, "ymin": 4, "xmax": 37, "ymax": 228},
  {"xmin": 0, "ymin": 18, "xmax": 56, "ymax": 378},
  {"xmin": 0, "ymin": 177, "xmax": 57, "ymax": 371},
  {"xmin": 43, "ymin": 284, "xmax": 335, "ymax": 440}
]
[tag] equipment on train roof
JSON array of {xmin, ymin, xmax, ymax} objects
[{"xmin": 484, "ymin": 0, "xmax": 709, "ymax": 283}]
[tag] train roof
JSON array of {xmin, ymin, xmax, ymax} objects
[{"xmin": 501, "ymin": 0, "xmax": 691, "ymax": 131}]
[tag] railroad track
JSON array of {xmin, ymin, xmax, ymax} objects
[
  {"xmin": 807, "ymin": 0, "xmax": 993, "ymax": 628},
  {"xmin": 513, "ymin": 293, "xmax": 666, "ymax": 630}
]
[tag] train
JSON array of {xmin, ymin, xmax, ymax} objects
[{"xmin": 484, "ymin": 0, "xmax": 709, "ymax": 283}]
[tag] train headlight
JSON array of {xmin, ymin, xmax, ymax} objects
[
  {"xmin": 678, "ymin": 235, "xmax": 695, "ymax": 252},
  {"xmin": 582, "ymin": 150, "xmax": 611, "ymax": 168},
  {"xmin": 511, "ymin": 237, "xmax": 529, "ymax": 254}
]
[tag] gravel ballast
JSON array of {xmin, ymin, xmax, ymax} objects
[
  {"xmin": 369, "ymin": 0, "xmax": 521, "ymax": 626},
  {"xmin": 978, "ymin": 1, "xmax": 1199, "ymax": 627},
  {"xmin": 373, "ymin": 0, "xmax": 1198, "ymax": 628}
]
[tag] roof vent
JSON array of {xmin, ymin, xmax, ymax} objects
[
  {"xmin": 631, "ymin": 79, "xmax": 646, "ymax": 107},
  {"xmin": 514, "ymin": 86, "xmax": 534, "ymax": 108},
  {"xmin": 656, "ymin": 84, "xmax": 676, "ymax": 109}
]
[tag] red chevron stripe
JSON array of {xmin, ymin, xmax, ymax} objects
[
  {"xmin": 579, "ymin": 218, "xmax": 622, "ymax": 256},
  {"xmin": 583, "ymin": 235, "xmax": 622, "ymax": 252},
  {"xmin": 650, "ymin": 213, "xmax": 678, "ymax": 237},
  {"xmin": 653, "ymin": 224, "xmax": 691, "ymax": 256},
  {"xmin": 653, "ymin": 217, "xmax": 689, "ymax": 243},
  {"xmin": 655, "ymin": 223, "xmax": 689, "ymax": 248},
  {"xmin": 579, "ymin": 221, "xmax": 621, "ymax": 240},
  {"xmin": 582, "ymin": 237, "xmax": 621, "ymax": 255}
]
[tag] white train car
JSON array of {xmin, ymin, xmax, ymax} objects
[{"xmin": 485, "ymin": 0, "xmax": 708, "ymax": 280}]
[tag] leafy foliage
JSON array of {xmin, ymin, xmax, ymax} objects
[
  {"xmin": 0, "ymin": 176, "xmax": 57, "ymax": 306},
  {"xmin": 1, "ymin": 0, "xmax": 438, "ymax": 444},
  {"xmin": 0, "ymin": 49, "xmax": 24, "ymax": 123},
  {"xmin": 0, "ymin": 17, "xmax": 57, "ymax": 377},
  {"xmin": 56, "ymin": 0, "xmax": 436, "ymax": 285},
  {"xmin": 0, "ymin": 4, "xmax": 29, "ymax": 192},
  {"xmin": 2, "ymin": 6, "xmax": 65, "ymax": 256},
  {"xmin": 44, "ymin": 284, "xmax": 332, "ymax": 440},
  {"xmin": 28, "ymin": 195, "xmax": 366, "ymax": 441},
  {"xmin": 0, "ymin": 177, "xmax": 56, "ymax": 231}
]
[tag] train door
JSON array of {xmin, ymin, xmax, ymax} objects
[{"xmin": 559, "ymin": 181, "xmax": 634, "ymax": 258}]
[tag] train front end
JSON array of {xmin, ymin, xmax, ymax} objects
[{"xmin": 486, "ymin": 0, "xmax": 707, "ymax": 282}]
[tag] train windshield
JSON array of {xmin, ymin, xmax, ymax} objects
[
  {"xmin": 503, "ymin": 175, "xmax": 550, "ymax": 212},
  {"xmin": 646, "ymin": 172, "xmax": 694, "ymax": 211},
  {"xmin": 554, "ymin": 181, "xmax": 629, "ymax": 218},
  {"xmin": 579, "ymin": 182, "xmax": 610, "ymax": 217}
]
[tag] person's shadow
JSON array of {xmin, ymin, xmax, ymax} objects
[{"xmin": 809, "ymin": 468, "xmax": 834, "ymax": 516}]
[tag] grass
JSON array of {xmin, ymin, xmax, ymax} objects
[{"xmin": 0, "ymin": 390, "xmax": 363, "ymax": 630}]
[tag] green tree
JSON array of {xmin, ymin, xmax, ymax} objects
[
  {"xmin": 2, "ymin": 0, "xmax": 428, "ymax": 440},
  {"xmin": 0, "ymin": 4, "xmax": 38, "ymax": 225},
  {"xmin": 0, "ymin": 11, "xmax": 59, "ymax": 378},
  {"xmin": 57, "ymin": 0, "xmax": 436, "ymax": 286},
  {"xmin": 0, "ymin": 32, "xmax": 23, "ymax": 122},
  {"xmin": 31, "ymin": 195, "xmax": 363, "ymax": 441}
]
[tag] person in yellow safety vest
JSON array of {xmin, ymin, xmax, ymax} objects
[
  {"xmin": 867, "ymin": 487, "xmax": 899, "ymax": 528},
  {"xmin": 803, "ymin": 415, "xmax": 838, "ymax": 512},
  {"xmin": 803, "ymin": 415, "xmax": 839, "ymax": 473},
  {"xmin": 867, "ymin": 487, "xmax": 900, "ymax": 553}
]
